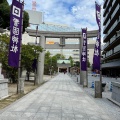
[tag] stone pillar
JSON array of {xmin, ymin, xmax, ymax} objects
[
  {"xmin": 0, "ymin": 63, "xmax": 8, "ymax": 98},
  {"xmin": 58, "ymin": 67, "xmax": 59, "ymax": 73},
  {"xmin": 37, "ymin": 35, "xmax": 45, "ymax": 84},
  {"xmin": 95, "ymin": 81, "xmax": 101, "ymax": 98},
  {"xmin": 0, "ymin": 79, "xmax": 8, "ymax": 99},
  {"xmin": 80, "ymin": 37, "xmax": 87, "ymax": 87},
  {"xmin": 18, "ymin": 78, "xmax": 24, "ymax": 94}
]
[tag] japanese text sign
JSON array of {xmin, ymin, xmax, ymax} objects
[
  {"xmin": 8, "ymin": 0, "xmax": 22, "ymax": 67},
  {"xmin": 81, "ymin": 28, "xmax": 87, "ymax": 71}
]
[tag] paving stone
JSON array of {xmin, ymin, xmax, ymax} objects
[{"xmin": 0, "ymin": 74, "xmax": 117, "ymax": 120}]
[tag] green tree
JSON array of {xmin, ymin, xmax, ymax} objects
[
  {"xmin": 21, "ymin": 44, "xmax": 43, "ymax": 73},
  {"xmin": 23, "ymin": 11, "xmax": 29, "ymax": 33},
  {"xmin": 68, "ymin": 56, "xmax": 74, "ymax": 67},
  {"xmin": 0, "ymin": 1, "xmax": 29, "ymax": 33},
  {"xmin": 0, "ymin": 0, "xmax": 8, "ymax": 4},
  {"xmin": 55, "ymin": 53, "xmax": 65, "ymax": 59},
  {"xmin": 0, "ymin": 34, "xmax": 43, "ymax": 83},
  {"xmin": 44, "ymin": 52, "xmax": 65, "ymax": 75},
  {"xmin": 0, "ymin": 1, "xmax": 10, "ymax": 28},
  {"xmin": 0, "ymin": 34, "xmax": 17, "ymax": 83}
]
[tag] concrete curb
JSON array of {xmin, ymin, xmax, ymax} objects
[{"xmin": 107, "ymin": 98, "xmax": 120, "ymax": 107}]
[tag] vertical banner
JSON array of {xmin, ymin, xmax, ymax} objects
[
  {"xmin": 8, "ymin": 0, "xmax": 22, "ymax": 67},
  {"xmin": 93, "ymin": 2, "xmax": 101, "ymax": 71},
  {"xmin": 81, "ymin": 28, "xmax": 87, "ymax": 71}
]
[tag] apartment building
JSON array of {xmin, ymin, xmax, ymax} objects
[{"xmin": 102, "ymin": 0, "xmax": 120, "ymax": 77}]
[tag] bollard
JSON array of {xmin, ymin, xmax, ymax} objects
[
  {"xmin": 110, "ymin": 82, "xmax": 112, "ymax": 92},
  {"xmin": 91, "ymin": 81, "xmax": 94, "ymax": 88}
]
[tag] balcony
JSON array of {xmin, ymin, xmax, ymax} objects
[
  {"xmin": 112, "ymin": 0, "xmax": 116, "ymax": 6},
  {"xmin": 104, "ymin": 20, "xmax": 119, "ymax": 42},
  {"xmin": 102, "ymin": 59, "xmax": 120, "ymax": 68},
  {"xmin": 114, "ymin": 45, "xmax": 120, "ymax": 53},
  {"xmin": 104, "ymin": 6, "xmax": 112, "ymax": 17},
  {"xmin": 104, "ymin": 4, "xmax": 120, "ymax": 34},
  {"xmin": 110, "ymin": 35, "xmax": 116, "ymax": 44},
  {"xmin": 103, "ymin": 19, "xmax": 110, "ymax": 34},
  {"xmin": 103, "ymin": 41, "xmax": 110, "ymax": 50},
  {"xmin": 103, "ymin": 49, "xmax": 120, "ymax": 62},
  {"xmin": 106, "ymin": 50, "xmax": 113, "ymax": 57},
  {"xmin": 103, "ymin": 34, "xmax": 108, "ymax": 41},
  {"xmin": 117, "ymin": 31, "xmax": 120, "ymax": 38},
  {"xmin": 108, "ymin": 20, "xmax": 118, "ymax": 34},
  {"xmin": 103, "ymin": 11, "xmax": 109, "ymax": 24},
  {"xmin": 111, "ymin": 4, "xmax": 120, "ymax": 19},
  {"xmin": 103, "ymin": 0, "xmax": 107, "ymax": 9},
  {"xmin": 104, "ymin": 33, "xmax": 120, "ymax": 51},
  {"xmin": 103, "ymin": 0, "xmax": 118, "ymax": 25},
  {"xmin": 103, "ymin": 0, "xmax": 112, "ymax": 17}
]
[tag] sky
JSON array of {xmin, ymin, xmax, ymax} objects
[{"xmin": 7, "ymin": 0, "xmax": 104, "ymax": 42}]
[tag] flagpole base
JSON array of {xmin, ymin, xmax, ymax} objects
[
  {"xmin": 95, "ymin": 81, "xmax": 102, "ymax": 98},
  {"xmin": 18, "ymin": 78, "xmax": 24, "ymax": 94}
]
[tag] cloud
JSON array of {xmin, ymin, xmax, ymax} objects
[{"xmin": 7, "ymin": 0, "xmax": 104, "ymax": 32}]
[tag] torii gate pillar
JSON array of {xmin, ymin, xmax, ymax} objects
[
  {"xmin": 36, "ymin": 35, "xmax": 45, "ymax": 84},
  {"xmin": 80, "ymin": 36, "xmax": 88, "ymax": 87}
]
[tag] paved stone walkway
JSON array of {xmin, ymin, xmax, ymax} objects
[
  {"xmin": 72, "ymin": 74, "xmax": 120, "ymax": 120},
  {"xmin": 0, "ymin": 74, "xmax": 114, "ymax": 120}
]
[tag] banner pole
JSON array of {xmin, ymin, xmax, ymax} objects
[
  {"xmin": 17, "ymin": 0, "xmax": 24, "ymax": 94},
  {"xmin": 86, "ymin": 27, "xmax": 88, "ymax": 87},
  {"xmin": 99, "ymin": 4, "xmax": 102, "ymax": 98},
  {"xmin": 94, "ymin": 2, "xmax": 102, "ymax": 98}
]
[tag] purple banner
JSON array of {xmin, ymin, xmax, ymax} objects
[
  {"xmin": 95, "ymin": 2, "xmax": 101, "ymax": 29},
  {"xmin": 93, "ymin": 2, "xmax": 101, "ymax": 71},
  {"xmin": 93, "ymin": 32, "xmax": 100, "ymax": 70},
  {"xmin": 81, "ymin": 28, "xmax": 87, "ymax": 71},
  {"xmin": 8, "ymin": 0, "xmax": 23, "ymax": 67}
]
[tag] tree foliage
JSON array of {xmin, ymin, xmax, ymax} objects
[
  {"xmin": 44, "ymin": 52, "xmax": 65, "ymax": 75},
  {"xmin": 0, "ymin": 34, "xmax": 43, "ymax": 83},
  {"xmin": 21, "ymin": 44, "xmax": 43, "ymax": 72},
  {"xmin": 0, "ymin": 34, "xmax": 17, "ymax": 82},
  {"xmin": 0, "ymin": 0, "xmax": 29, "ymax": 33},
  {"xmin": 68, "ymin": 56, "xmax": 74, "ymax": 67},
  {"xmin": 23, "ymin": 11, "xmax": 29, "ymax": 33},
  {"xmin": 0, "ymin": 0, "xmax": 8, "ymax": 4},
  {"xmin": 0, "ymin": 1, "xmax": 10, "ymax": 28}
]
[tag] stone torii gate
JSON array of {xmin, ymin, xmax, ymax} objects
[{"xmin": 26, "ymin": 24, "xmax": 98, "ymax": 86}]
